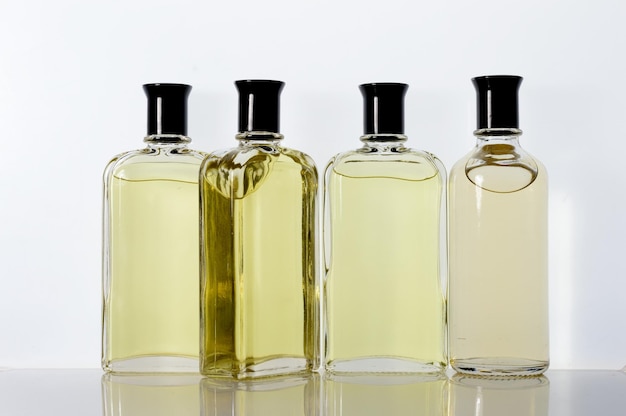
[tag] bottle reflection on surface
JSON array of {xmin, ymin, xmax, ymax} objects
[
  {"xmin": 102, "ymin": 374, "xmax": 201, "ymax": 416},
  {"xmin": 200, "ymin": 374, "xmax": 320, "ymax": 416},
  {"xmin": 449, "ymin": 374, "xmax": 549, "ymax": 416},
  {"xmin": 325, "ymin": 374, "xmax": 447, "ymax": 416}
]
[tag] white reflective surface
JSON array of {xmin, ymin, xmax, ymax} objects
[{"xmin": 0, "ymin": 370, "xmax": 624, "ymax": 415}]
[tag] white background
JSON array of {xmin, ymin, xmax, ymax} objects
[{"xmin": 0, "ymin": 0, "xmax": 624, "ymax": 370}]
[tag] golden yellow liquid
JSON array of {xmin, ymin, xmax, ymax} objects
[
  {"xmin": 200, "ymin": 141, "xmax": 318, "ymax": 378},
  {"xmin": 324, "ymin": 148, "xmax": 446, "ymax": 373},
  {"xmin": 448, "ymin": 141, "xmax": 549, "ymax": 375},
  {"xmin": 325, "ymin": 374, "xmax": 447, "ymax": 415},
  {"xmin": 103, "ymin": 147, "xmax": 203, "ymax": 372}
]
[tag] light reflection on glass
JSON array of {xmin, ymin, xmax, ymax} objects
[
  {"xmin": 200, "ymin": 374, "xmax": 320, "ymax": 416},
  {"xmin": 325, "ymin": 373, "xmax": 447, "ymax": 416},
  {"xmin": 99, "ymin": 372, "xmax": 554, "ymax": 415},
  {"xmin": 101, "ymin": 374, "xmax": 201, "ymax": 416},
  {"xmin": 449, "ymin": 374, "xmax": 549, "ymax": 416}
]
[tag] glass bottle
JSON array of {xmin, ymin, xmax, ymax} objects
[
  {"xmin": 448, "ymin": 75, "xmax": 549, "ymax": 376},
  {"xmin": 324, "ymin": 83, "xmax": 447, "ymax": 374},
  {"xmin": 200, "ymin": 80, "xmax": 318, "ymax": 379},
  {"xmin": 102, "ymin": 83, "xmax": 205, "ymax": 373}
]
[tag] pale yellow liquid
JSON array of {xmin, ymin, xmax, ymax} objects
[
  {"xmin": 325, "ymin": 150, "xmax": 446, "ymax": 373},
  {"xmin": 103, "ymin": 150, "xmax": 202, "ymax": 372},
  {"xmin": 200, "ymin": 143, "xmax": 318, "ymax": 378},
  {"xmin": 448, "ymin": 142, "xmax": 549, "ymax": 375},
  {"xmin": 325, "ymin": 374, "xmax": 446, "ymax": 415}
]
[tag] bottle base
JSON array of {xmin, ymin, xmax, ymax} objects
[
  {"xmin": 450, "ymin": 357, "xmax": 549, "ymax": 377},
  {"xmin": 201, "ymin": 357, "xmax": 312, "ymax": 380},
  {"xmin": 103, "ymin": 356, "xmax": 200, "ymax": 374},
  {"xmin": 325, "ymin": 357, "xmax": 445, "ymax": 375}
]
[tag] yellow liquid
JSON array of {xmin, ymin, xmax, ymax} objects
[
  {"xmin": 324, "ymin": 149, "xmax": 446, "ymax": 373},
  {"xmin": 448, "ymin": 142, "xmax": 549, "ymax": 375},
  {"xmin": 200, "ymin": 142, "xmax": 318, "ymax": 378},
  {"xmin": 103, "ymin": 149, "xmax": 203, "ymax": 372}
]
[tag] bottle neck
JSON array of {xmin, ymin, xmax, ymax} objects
[
  {"xmin": 360, "ymin": 133, "xmax": 407, "ymax": 152},
  {"xmin": 474, "ymin": 128, "xmax": 522, "ymax": 146},
  {"xmin": 144, "ymin": 134, "xmax": 191, "ymax": 148},
  {"xmin": 236, "ymin": 131, "xmax": 284, "ymax": 146}
]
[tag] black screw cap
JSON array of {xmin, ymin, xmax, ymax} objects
[
  {"xmin": 143, "ymin": 83, "xmax": 191, "ymax": 136},
  {"xmin": 359, "ymin": 83, "xmax": 408, "ymax": 135},
  {"xmin": 236, "ymin": 80, "xmax": 285, "ymax": 133},
  {"xmin": 472, "ymin": 75, "xmax": 523, "ymax": 129}
]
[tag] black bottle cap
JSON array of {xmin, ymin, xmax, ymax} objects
[
  {"xmin": 472, "ymin": 75, "xmax": 523, "ymax": 129},
  {"xmin": 235, "ymin": 80, "xmax": 285, "ymax": 133},
  {"xmin": 143, "ymin": 83, "xmax": 191, "ymax": 136},
  {"xmin": 359, "ymin": 83, "xmax": 408, "ymax": 135}
]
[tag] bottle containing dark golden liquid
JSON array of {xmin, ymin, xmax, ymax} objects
[
  {"xmin": 448, "ymin": 75, "xmax": 549, "ymax": 376},
  {"xmin": 200, "ymin": 80, "xmax": 318, "ymax": 379}
]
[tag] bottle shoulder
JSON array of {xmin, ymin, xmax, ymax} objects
[
  {"xmin": 202, "ymin": 144, "xmax": 317, "ymax": 176},
  {"xmin": 106, "ymin": 146, "xmax": 207, "ymax": 166},
  {"xmin": 200, "ymin": 143, "xmax": 318, "ymax": 199},
  {"xmin": 327, "ymin": 147, "xmax": 443, "ymax": 181},
  {"xmin": 104, "ymin": 146, "xmax": 206, "ymax": 183},
  {"xmin": 450, "ymin": 142, "xmax": 546, "ymax": 192}
]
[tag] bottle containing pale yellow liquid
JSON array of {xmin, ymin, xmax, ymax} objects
[
  {"xmin": 448, "ymin": 75, "xmax": 549, "ymax": 376},
  {"xmin": 102, "ymin": 83, "xmax": 205, "ymax": 373},
  {"xmin": 324, "ymin": 83, "xmax": 447, "ymax": 374}
]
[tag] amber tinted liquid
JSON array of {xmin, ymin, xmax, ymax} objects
[{"xmin": 200, "ymin": 144, "xmax": 318, "ymax": 378}]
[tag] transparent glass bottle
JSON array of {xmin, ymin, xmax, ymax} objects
[
  {"xmin": 448, "ymin": 75, "xmax": 549, "ymax": 376},
  {"xmin": 200, "ymin": 80, "xmax": 318, "ymax": 379},
  {"xmin": 102, "ymin": 83, "xmax": 205, "ymax": 373},
  {"xmin": 324, "ymin": 83, "xmax": 447, "ymax": 374}
]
